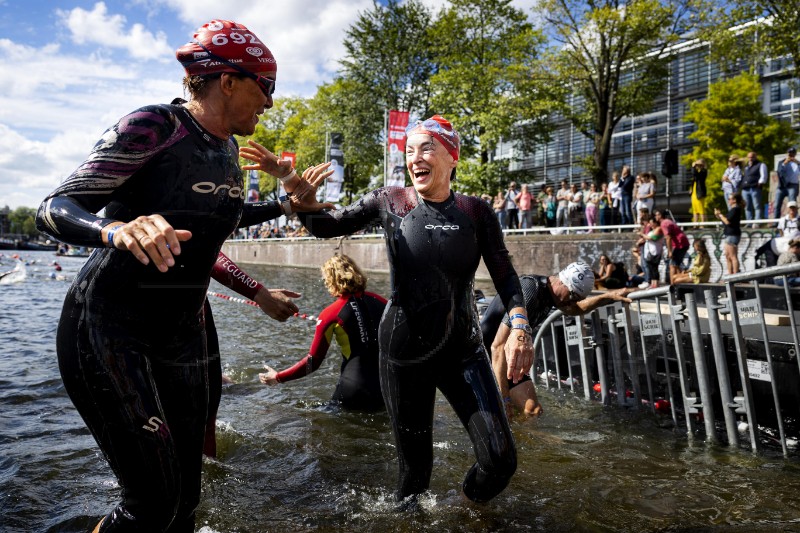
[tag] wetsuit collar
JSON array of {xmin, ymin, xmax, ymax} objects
[{"xmin": 416, "ymin": 189, "xmax": 454, "ymax": 207}]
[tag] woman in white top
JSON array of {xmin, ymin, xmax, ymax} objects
[
  {"xmin": 607, "ymin": 171, "xmax": 622, "ymax": 225},
  {"xmin": 636, "ymin": 172, "xmax": 656, "ymax": 222},
  {"xmin": 721, "ymin": 155, "xmax": 742, "ymax": 204}
]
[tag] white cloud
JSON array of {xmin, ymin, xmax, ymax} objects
[
  {"xmin": 57, "ymin": 1, "xmax": 173, "ymax": 60},
  {"xmin": 159, "ymin": 0, "xmax": 374, "ymax": 91},
  {"xmin": 0, "ymin": 34, "xmax": 183, "ymax": 209}
]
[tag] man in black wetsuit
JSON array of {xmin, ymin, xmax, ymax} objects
[
  {"xmin": 243, "ymin": 116, "xmax": 533, "ymax": 506},
  {"xmin": 480, "ymin": 262, "xmax": 635, "ymax": 417},
  {"xmin": 35, "ymin": 19, "xmax": 332, "ymax": 533}
]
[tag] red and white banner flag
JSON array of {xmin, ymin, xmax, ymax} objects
[
  {"xmin": 280, "ymin": 151, "xmax": 296, "ymax": 168},
  {"xmin": 278, "ymin": 151, "xmax": 297, "ymax": 197},
  {"xmin": 387, "ymin": 110, "xmax": 409, "ymax": 187}
]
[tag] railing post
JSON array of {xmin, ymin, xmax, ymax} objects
[
  {"xmin": 591, "ymin": 310, "xmax": 610, "ymax": 406},
  {"xmin": 541, "ymin": 322, "xmax": 551, "ymax": 389},
  {"xmin": 576, "ymin": 314, "xmax": 592, "ymax": 400},
  {"xmin": 704, "ymin": 288, "xmax": 739, "ymax": 447},
  {"xmin": 667, "ymin": 289, "xmax": 697, "ymax": 437},
  {"xmin": 635, "ymin": 300, "xmax": 658, "ymax": 414},
  {"xmin": 654, "ymin": 295, "xmax": 679, "ymax": 427},
  {"xmin": 752, "ymin": 280, "xmax": 788, "ymax": 455},
  {"xmin": 561, "ymin": 315, "xmax": 577, "ymax": 392},
  {"xmin": 724, "ymin": 280, "xmax": 760, "ymax": 453},
  {"xmin": 684, "ymin": 293, "xmax": 718, "ymax": 444},
  {"xmin": 781, "ymin": 278, "xmax": 800, "ymax": 397},
  {"xmin": 606, "ymin": 305, "xmax": 628, "ymax": 406},
  {"xmin": 619, "ymin": 303, "xmax": 642, "ymax": 409},
  {"xmin": 549, "ymin": 321, "xmax": 559, "ymax": 390}
]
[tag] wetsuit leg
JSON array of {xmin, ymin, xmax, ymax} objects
[
  {"xmin": 379, "ymin": 306, "xmax": 437, "ymax": 501},
  {"xmin": 204, "ymin": 300, "xmax": 221, "ymax": 458},
  {"xmin": 57, "ymin": 298, "xmax": 208, "ymax": 532},
  {"xmin": 438, "ymin": 345, "xmax": 517, "ymax": 503}
]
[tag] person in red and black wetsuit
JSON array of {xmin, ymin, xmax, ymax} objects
[
  {"xmin": 244, "ymin": 115, "xmax": 533, "ymax": 506},
  {"xmin": 35, "ymin": 20, "xmax": 331, "ymax": 533},
  {"xmin": 259, "ymin": 254, "xmax": 387, "ymax": 411},
  {"xmin": 205, "ymin": 251, "xmax": 304, "ymax": 458}
]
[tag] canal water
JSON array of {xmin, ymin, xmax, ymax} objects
[{"xmin": 2, "ymin": 251, "xmax": 800, "ymax": 532}]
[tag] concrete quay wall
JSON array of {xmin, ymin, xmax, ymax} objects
[
  {"xmin": 223, "ymin": 228, "xmax": 774, "ymax": 281},
  {"xmin": 223, "ymin": 232, "xmax": 651, "ymax": 280}
]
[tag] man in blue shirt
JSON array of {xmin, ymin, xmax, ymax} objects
[{"xmin": 776, "ymin": 147, "xmax": 800, "ymax": 217}]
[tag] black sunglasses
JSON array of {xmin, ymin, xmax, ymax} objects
[{"xmin": 194, "ymin": 43, "xmax": 275, "ymax": 97}]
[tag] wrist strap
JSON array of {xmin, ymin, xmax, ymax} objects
[
  {"xmin": 279, "ymin": 168, "xmax": 297, "ymax": 184},
  {"xmin": 509, "ymin": 313, "xmax": 528, "ymax": 323},
  {"xmin": 106, "ymin": 224, "xmax": 125, "ymax": 248}
]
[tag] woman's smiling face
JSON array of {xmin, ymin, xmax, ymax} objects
[{"xmin": 405, "ymin": 133, "xmax": 457, "ymax": 201}]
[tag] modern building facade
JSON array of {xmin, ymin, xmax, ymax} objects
[{"xmin": 503, "ymin": 36, "xmax": 800, "ymax": 218}]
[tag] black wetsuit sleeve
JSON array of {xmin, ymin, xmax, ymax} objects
[
  {"xmin": 35, "ymin": 105, "xmax": 183, "ymax": 248},
  {"xmin": 475, "ymin": 199, "xmax": 524, "ymax": 313},
  {"xmin": 296, "ymin": 189, "xmax": 384, "ymax": 238},
  {"xmin": 238, "ymin": 201, "xmax": 284, "ymax": 228},
  {"xmin": 37, "ymin": 196, "xmax": 118, "ymax": 248}
]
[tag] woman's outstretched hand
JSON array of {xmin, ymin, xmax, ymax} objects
[{"xmin": 240, "ymin": 139, "xmax": 292, "ymax": 178}]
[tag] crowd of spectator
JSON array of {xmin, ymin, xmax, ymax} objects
[{"xmin": 234, "ymin": 148, "xmax": 800, "ymax": 287}]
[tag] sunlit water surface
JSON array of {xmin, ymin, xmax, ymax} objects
[{"xmin": 1, "ymin": 251, "xmax": 800, "ymax": 532}]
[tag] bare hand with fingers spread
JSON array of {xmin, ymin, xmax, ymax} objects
[
  {"xmin": 259, "ymin": 364, "xmax": 279, "ymax": 385},
  {"xmin": 240, "ymin": 140, "xmax": 336, "ymax": 211},
  {"xmin": 240, "ymin": 139, "xmax": 294, "ymax": 179}
]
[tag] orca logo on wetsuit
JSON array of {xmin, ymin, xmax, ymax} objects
[
  {"xmin": 424, "ymin": 224, "xmax": 460, "ymax": 230},
  {"xmin": 192, "ymin": 182, "xmax": 245, "ymax": 199}
]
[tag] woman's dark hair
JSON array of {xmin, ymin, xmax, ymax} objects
[{"xmin": 694, "ymin": 239, "xmax": 709, "ymax": 256}]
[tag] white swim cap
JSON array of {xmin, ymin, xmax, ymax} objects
[{"xmin": 558, "ymin": 261, "xmax": 594, "ymax": 299}]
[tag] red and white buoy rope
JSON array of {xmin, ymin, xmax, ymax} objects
[{"xmin": 206, "ymin": 291, "xmax": 317, "ymax": 321}]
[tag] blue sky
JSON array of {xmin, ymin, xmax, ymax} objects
[{"xmin": 0, "ymin": 0, "xmax": 535, "ymax": 209}]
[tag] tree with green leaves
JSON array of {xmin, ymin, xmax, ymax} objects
[
  {"xmin": 341, "ymin": 0, "xmax": 436, "ymax": 116},
  {"xmin": 429, "ymin": 0, "xmax": 556, "ymax": 195},
  {"xmin": 236, "ymin": 96, "xmax": 310, "ymax": 201},
  {"xmin": 702, "ymin": 0, "xmax": 800, "ymax": 82},
  {"xmin": 682, "ymin": 72, "xmax": 797, "ymax": 215},
  {"xmin": 8, "ymin": 207, "xmax": 38, "ymax": 238},
  {"xmin": 538, "ymin": 0, "xmax": 704, "ymax": 183}
]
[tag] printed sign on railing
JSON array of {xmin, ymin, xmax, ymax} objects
[{"xmin": 640, "ymin": 313, "xmax": 662, "ymax": 337}]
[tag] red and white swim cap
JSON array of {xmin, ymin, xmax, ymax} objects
[
  {"xmin": 176, "ymin": 20, "xmax": 277, "ymax": 77},
  {"xmin": 405, "ymin": 115, "xmax": 460, "ymax": 161}
]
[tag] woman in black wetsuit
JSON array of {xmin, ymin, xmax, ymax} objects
[
  {"xmin": 35, "ymin": 20, "xmax": 331, "ymax": 532},
  {"xmin": 259, "ymin": 254, "xmax": 388, "ymax": 411},
  {"xmin": 244, "ymin": 115, "xmax": 534, "ymax": 505}
]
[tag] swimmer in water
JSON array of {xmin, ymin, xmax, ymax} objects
[
  {"xmin": 481, "ymin": 263, "xmax": 635, "ymax": 418},
  {"xmin": 260, "ymin": 254, "xmax": 388, "ymax": 411}
]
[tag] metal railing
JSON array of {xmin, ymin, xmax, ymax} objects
[{"xmin": 530, "ymin": 263, "xmax": 800, "ymax": 456}]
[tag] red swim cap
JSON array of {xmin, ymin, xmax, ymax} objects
[
  {"xmin": 176, "ymin": 20, "xmax": 277, "ymax": 77},
  {"xmin": 405, "ymin": 114, "xmax": 460, "ymax": 161}
]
